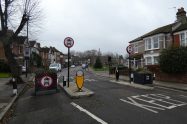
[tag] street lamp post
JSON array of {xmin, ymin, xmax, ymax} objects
[{"xmin": 24, "ymin": 15, "xmax": 30, "ymax": 78}]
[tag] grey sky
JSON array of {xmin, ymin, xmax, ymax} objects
[{"xmin": 38, "ymin": 0, "xmax": 187, "ymax": 55}]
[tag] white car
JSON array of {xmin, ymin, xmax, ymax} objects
[
  {"xmin": 49, "ymin": 63, "xmax": 61, "ymax": 72},
  {"xmin": 71, "ymin": 65, "xmax": 75, "ymax": 68}
]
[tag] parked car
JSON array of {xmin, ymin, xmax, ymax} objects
[
  {"xmin": 82, "ymin": 64, "xmax": 86, "ymax": 69},
  {"xmin": 49, "ymin": 63, "xmax": 61, "ymax": 72},
  {"xmin": 71, "ymin": 65, "xmax": 75, "ymax": 68}
]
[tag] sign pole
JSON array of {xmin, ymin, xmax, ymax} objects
[
  {"xmin": 126, "ymin": 45, "xmax": 133, "ymax": 83},
  {"xmin": 68, "ymin": 47, "xmax": 70, "ymax": 87},
  {"xmin": 64, "ymin": 37, "xmax": 74, "ymax": 88},
  {"xmin": 26, "ymin": 60, "xmax": 28, "ymax": 78},
  {"xmin": 129, "ymin": 54, "xmax": 131, "ymax": 83}
]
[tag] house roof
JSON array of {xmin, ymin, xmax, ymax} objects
[
  {"xmin": 29, "ymin": 41, "xmax": 36, "ymax": 47},
  {"xmin": 129, "ymin": 36, "xmax": 143, "ymax": 43},
  {"xmin": 14, "ymin": 36, "xmax": 27, "ymax": 44},
  {"xmin": 50, "ymin": 47, "xmax": 60, "ymax": 52},
  {"xmin": 141, "ymin": 24, "xmax": 173, "ymax": 38},
  {"xmin": 40, "ymin": 47, "xmax": 50, "ymax": 53},
  {"xmin": 129, "ymin": 24, "xmax": 174, "ymax": 43},
  {"xmin": 173, "ymin": 23, "xmax": 187, "ymax": 32}
]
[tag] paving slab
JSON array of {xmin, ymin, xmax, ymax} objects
[{"xmin": 0, "ymin": 74, "xmax": 34, "ymax": 122}]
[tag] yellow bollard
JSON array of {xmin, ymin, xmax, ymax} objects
[{"xmin": 75, "ymin": 70, "xmax": 84, "ymax": 91}]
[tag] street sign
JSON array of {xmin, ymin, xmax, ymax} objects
[
  {"xmin": 24, "ymin": 47, "xmax": 30, "ymax": 59},
  {"xmin": 64, "ymin": 37, "xmax": 74, "ymax": 48},
  {"xmin": 35, "ymin": 72, "xmax": 57, "ymax": 95},
  {"xmin": 40, "ymin": 76, "xmax": 53, "ymax": 88},
  {"xmin": 126, "ymin": 45, "xmax": 133, "ymax": 54}
]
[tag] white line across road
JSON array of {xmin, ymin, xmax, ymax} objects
[
  {"xmin": 120, "ymin": 94, "xmax": 187, "ymax": 114},
  {"xmin": 71, "ymin": 102, "xmax": 108, "ymax": 124}
]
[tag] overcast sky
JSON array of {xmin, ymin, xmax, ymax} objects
[{"xmin": 38, "ymin": 0, "xmax": 187, "ymax": 55}]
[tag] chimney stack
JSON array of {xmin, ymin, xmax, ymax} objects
[{"xmin": 176, "ymin": 7, "xmax": 187, "ymax": 24}]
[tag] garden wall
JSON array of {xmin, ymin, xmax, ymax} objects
[{"xmin": 147, "ymin": 65, "xmax": 187, "ymax": 84}]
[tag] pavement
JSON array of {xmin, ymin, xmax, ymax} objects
[
  {"xmin": 0, "ymin": 74, "xmax": 34, "ymax": 123},
  {"xmin": 91, "ymin": 69, "xmax": 187, "ymax": 91}
]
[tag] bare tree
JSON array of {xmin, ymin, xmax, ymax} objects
[{"xmin": 0, "ymin": 0, "xmax": 42, "ymax": 80}]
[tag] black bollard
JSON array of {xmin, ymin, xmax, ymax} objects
[
  {"xmin": 63, "ymin": 76, "xmax": 66, "ymax": 87},
  {"xmin": 130, "ymin": 73, "xmax": 134, "ymax": 83},
  {"xmin": 12, "ymin": 77, "xmax": 17, "ymax": 95}
]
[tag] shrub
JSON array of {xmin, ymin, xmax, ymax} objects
[
  {"xmin": 159, "ymin": 47, "xmax": 187, "ymax": 74},
  {"xmin": 0, "ymin": 62, "xmax": 11, "ymax": 73},
  {"xmin": 94, "ymin": 56, "xmax": 103, "ymax": 69}
]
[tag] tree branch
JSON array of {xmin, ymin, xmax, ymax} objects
[
  {"xmin": 13, "ymin": 13, "xmax": 28, "ymax": 38},
  {"xmin": 0, "ymin": 0, "xmax": 5, "ymax": 31}
]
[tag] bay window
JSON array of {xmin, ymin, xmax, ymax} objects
[
  {"xmin": 145, "ymin": 38, "xmax": 151, "ymax": 50},
  {"xmin": 180, "ymin": 32, "xmax": 187, "ymax": 47},
  {"xmin": 144, "ymin": 35, "xmax": 163, "ymax": 50},
  {"xmin": 134, "ymin": 43, "xmax": 138, "ymax": 53},
  {"xmin": 153, "ymin": 36, "xmax": 159, "ymax": 49},
  {"xmin": 180, "ymin": 33, "xmax": 185, "ymax": 46},
  {"xmin": 145, "ymin": 57, "xmax": 152, "ymax": 65}
]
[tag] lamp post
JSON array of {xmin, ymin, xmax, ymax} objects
[{"xmin": 24, "ymin": 15, "xmax": 30, "ymax": 78}]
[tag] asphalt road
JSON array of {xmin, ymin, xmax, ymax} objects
[{"xmin": 8, "ymin": 67, "xmax": 187, "ymax": 124}]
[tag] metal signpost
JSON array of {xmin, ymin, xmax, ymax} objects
[
  {"xmin": 64, "ymin": 37, "xmax": 74, "ymax": 87},
  {"xmin": 24, "ymin": 46, "xmax": 30, "ymax": 78},
  {"xmin": 126, "ymin": 45, "xmax": 133, "ymax": 83}
]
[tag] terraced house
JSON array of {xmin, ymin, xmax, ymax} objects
[{"xmin": 129, "ymin": 7, "xmax": 187, "ymax": 68}]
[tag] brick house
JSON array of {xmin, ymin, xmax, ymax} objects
[
  {"xmin": 29, "ymin": 41, "xmax": 41, "ymax": 55},
  {"xmin": 0, "ymin": 42, "xmax": 6, "ymax": 62},
  {"xmin": 0, "ymin": 36, "xmax": 27, "ymax": 65},
  {"xmin": 129, "ymin": 7, "xmax": 187, "ymax": 67},
  {"xmin": 40, "ymin": 47, "xmax": 50, "ymax": 67},
  {"xmin": 40, "ymin": 47, "xmax": 63, "ymax": 67}
]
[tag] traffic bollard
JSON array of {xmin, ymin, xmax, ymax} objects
[{"xmin": 12, "ymin": 77, "xmax": 17, "ymax": 95}]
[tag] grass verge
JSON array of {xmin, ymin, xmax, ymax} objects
[{"xmin": 0, "ymin": 73, "xmax": 11, "ymax": 78}]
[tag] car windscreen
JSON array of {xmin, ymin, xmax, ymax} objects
[{"xmin": 50, "ymin": 64, "xmax": 58, "ymax": 67}]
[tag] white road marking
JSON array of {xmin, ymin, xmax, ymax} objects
[
  {"xmin": 85, "ymin": 79, "xmax": 97, "ymax": 82},
  {"xmin": 120, "ymin": 94, "xmax": 187, "ymax": 113},
  {"xmin": 120, "ymin": 98, "xmax": 163, "ymax": 114},
  {"xmin": 180, "ymin": 95, "xmax": 187, "ymax": 98},
  {"xmin": 71, "ymin": 102, "xmax": 108, "ymax": 124},
  {"xmin": 155, "ymin": 86, "xmax": 186, "ymax": 93}
]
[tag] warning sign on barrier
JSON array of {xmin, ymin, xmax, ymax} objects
[{"xmin": 35, "ymin": 72, "xmax": 57, "ymax": 95}]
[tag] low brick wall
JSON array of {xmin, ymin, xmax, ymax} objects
[{"xmin": 147, "ymin": 65, "xmax": 187, "ymax": 84}]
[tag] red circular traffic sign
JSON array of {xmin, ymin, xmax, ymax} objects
[
  {"xmin": 64, "ymin": 37, "xmax": 74, "ymax": 48},
  {"xmin": 126, "ymin": 45, "xmax": 133, "ymax": 54}
]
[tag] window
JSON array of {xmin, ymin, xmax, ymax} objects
[
  {"xmin": 153, "ymin": 56, "xmax": 159, "ymax": 65},
  {"xmin": 145, "ymin": 38, "xmax": 151, "ymax": 50},
  {"xmin": 180, "ymin": 33, "xmax": 185, "ymax": 46},
  {"xmin": 145, "ymin": 35, "xmax": 162, "ymax": 50},
  {"xmin": 146, "ymin": 57, "xmax": 152, "ymax": 65},
  {"xmin": 19, "ymin": 46, "xmax": 23, "ymax": 54},
  {"xmin": 153, "ymin": 36, "xmax": 159, "ymax": 48},
  {"xmin": 159, "ymin": 36, "xmax": 165, "ymax": 48},
  {"xmin": 134, "ymin": 43, "xmax": 138, "ymax": 53}
]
